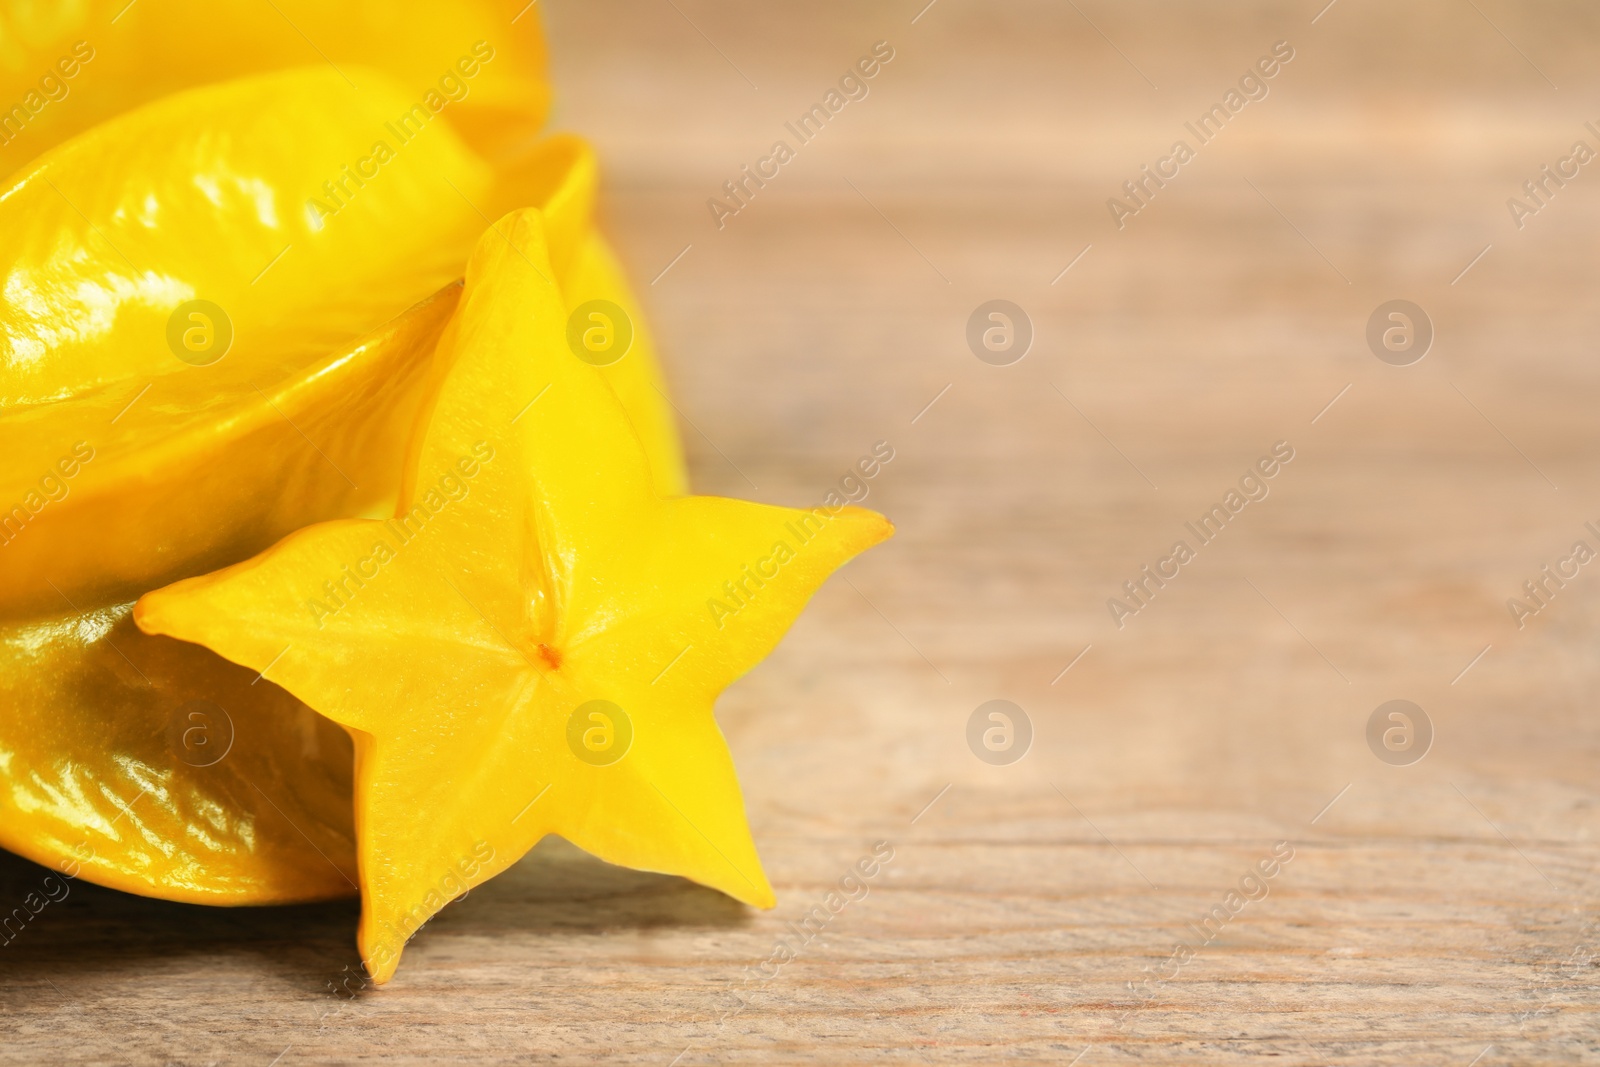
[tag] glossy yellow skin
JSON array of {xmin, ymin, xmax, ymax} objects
[
  {"xmin": 0, "ymin": 53, "xmax": 688, "ymax": 902},
  {"xmin": 0, "ymin": 603, "xmax": 358, "ymax": 902},
  {"xmin": 138, "ymin": 208, "xmax": 892, "ymax": 982},
  {"xmin": 0, "ymin": 0, "xmax": 548, "ymax": 178},
  {"xmin": 0, "ymin": 66, "xmax": 683, "ymax": 616},
  {"xmin": 3, "ymin": 66, "xmax": 481, "ymax": 615}
]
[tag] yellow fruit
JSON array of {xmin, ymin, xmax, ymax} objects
[
  {"xmin": 0, "ymin": 67, "xmax": 679, "ymax": 617},
  {"xmin": 0, "ymin": 602, "xmax": 358, "ymax": 904},
  {"xmin": 0, "ymin": 0, "xmax": 548, "ymax": 178},
  {"xmin": 0, "ymin": 63, "xmax": 685, "ymax": 903},
  {"xmin": 137, "ymin": 207, "xmax": 891, "ymax": 982}
]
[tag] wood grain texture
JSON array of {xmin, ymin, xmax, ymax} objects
[{"xmin": 5, "ymin": 0, "xmax": 1600, "ymax": 1062}]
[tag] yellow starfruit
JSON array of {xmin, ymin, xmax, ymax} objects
[
  {"xmin": 0, "ymin": 67, "xmax": 680, "ymax": 616},
  {"xmin": 1, "ymin": 62, "xmax": 685, "ymax": 902},
  {"xmin": 137, "ymin": 207, "xmax": 891, "ymax": 982}
]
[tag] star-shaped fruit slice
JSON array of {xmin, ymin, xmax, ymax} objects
[{"xmin": 136, "ymin": 207, "xmax": 892, "ymax": 983}]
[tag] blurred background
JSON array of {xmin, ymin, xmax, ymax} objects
[{"xmin": 7, "ymin": 1, "xmax": 1600, "ymax": 1062}]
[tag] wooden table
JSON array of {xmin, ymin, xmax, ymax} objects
[{"xmin": 5, "ymin": 1, "xmax": 1600, "ymax": 1062}]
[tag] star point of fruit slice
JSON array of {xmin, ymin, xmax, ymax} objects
[{"xmin": 136, "ymin": 207, "xmax": 892, "ymax": 983}]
